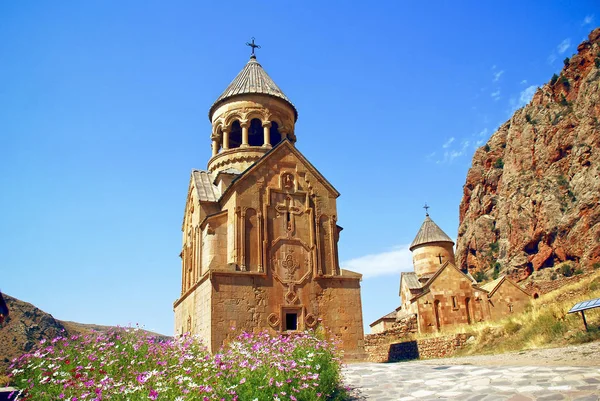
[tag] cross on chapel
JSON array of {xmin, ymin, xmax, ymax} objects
[
  {"xmin": 423, "ymin": 203, "xmax": 430, "ymax": 216},
  {"xmin": 246, "ymin": 37, "xmax": 261, "ymax": 57}
]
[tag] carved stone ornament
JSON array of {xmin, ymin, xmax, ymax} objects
[
  {"xmin": 267, "ymin": 313, "xmax": 280, "ymax": 328},
  {"xmin": 305, "ymin": 313, "xmax": 317, "ymax": 328},
  {"xmin": 281, "ymin": 251, "xmax": 299, "ymax": 281},
  {"xmin": 281, "ymin": 172, "xmax": 295, "ymax": 190},
  {"xmin": 285, "ymin": 284, "xmax": 298, "ymax": 304}
]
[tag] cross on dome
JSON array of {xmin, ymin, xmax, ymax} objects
[{"xmin": 246, "ymin": 37, "xmax": 261, "ymax": 58}]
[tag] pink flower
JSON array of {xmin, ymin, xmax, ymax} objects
[{"xmin": 148, "ymin": 389, "xmax": 158, "ymax": 400}]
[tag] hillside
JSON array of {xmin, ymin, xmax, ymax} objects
[
  {"xmin": 457, "ymin": 28, "xmax": 600, "ymax": 288},
  {"xmin": 0, "ymin": 293, "xmax": 170, "ymax": 376}
]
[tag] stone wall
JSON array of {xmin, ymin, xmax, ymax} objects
[
  {"xmin": 363, "ymin": 315, "xmax": 417, "ymax": 362},
  {"xmin": 364, "ymin": 329, "xmax": 469, "ymax": 363}
]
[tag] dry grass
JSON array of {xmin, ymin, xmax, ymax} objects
[{"xmin": 414, "ymin": 271, "xmax": 600, "ymax": 356}]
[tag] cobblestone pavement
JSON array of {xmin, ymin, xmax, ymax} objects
[{"xmin": 343, "ymin": 363, "xmax": 600, "ymax": 400}]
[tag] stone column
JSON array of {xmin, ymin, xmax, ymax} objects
[
  {"xmin": 222, "ymin": 128, "xmax": 230, "ymax": 150},
  {"xmin": 240, "ymin": 120, "xmax": 249, "ymax": 148},
  {"xmin": 211, "ymin": 134, "xmax": 219, "ymax": 156},
  {"xmin": 262, "ymin": 121, "xmax": 272, "ymax": 148}
]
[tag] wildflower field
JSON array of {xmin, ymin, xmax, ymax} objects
[{"xmin": 9, "ymin": 328, "xmax": 349, "ymax": 400}]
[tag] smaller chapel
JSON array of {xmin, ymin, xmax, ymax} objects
[
  {"xmin": 370, "ymin": 210, "xmax": 530, "ymax": 334},
  {"xmin": 173, "ymin": 44, "xmax": 365, "ymax": 359}
]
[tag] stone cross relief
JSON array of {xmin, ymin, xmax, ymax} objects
[
  {"xmin": 275, "ymin": 195, "xmax": 302, "ymax": 236},
  {"xmin": 281, "ymin": 251, "xmax": 299, "ymax": 281}
]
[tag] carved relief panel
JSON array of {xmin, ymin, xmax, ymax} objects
[{"xmin": 265, "ymin": 172, "xmax": 316, "ymax": 303}]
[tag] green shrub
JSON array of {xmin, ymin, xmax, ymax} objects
[
  {"xmin": 550, "ymin": 74, "xmax": 559, "ymax": 85},
  {"xmin": 492, "ymin": 262, "xmax": 501, "ymax": 280},
  {"xmin": 557, "ymin": 175, "xmax": 568, "ymax": 187},
  {"xmin": 560, "ymin": 263, "xmax": 574, "ymax": 277},
  {"xmin": 593, "ymin": 262, "xmax": 600, "ymax": 270},
  {"xmin": 574, "ymin": 268, "xmax": 584, "ymax": 275},
  {"xmin": 473, "ymin": 271, "xmax": 488, "ymax": 282},
  {"xmin": 559, "ymin": 76, "xmax": 570, "ymax": 90},
  {"xmin": 484, "ymin": 144, "xmax": 490, "ymax": 152},
  {"xmin": 595, "ymin": 57, "xmax": 600, "ymax": 68},
  {"xmin": 589, "ymin": 278, "xmax": 600, "ymax": 291},
  {"xmin": 494, "ymin": 158, "xmax": 504, "ymax": 169},
  {"xmin": 563, "ymin": 57, "xmax": 570, "ymax": 67}
]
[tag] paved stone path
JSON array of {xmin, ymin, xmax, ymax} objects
[{"xmin": 343, "ymin": 363, "xmax": 600, "ymax": 400}]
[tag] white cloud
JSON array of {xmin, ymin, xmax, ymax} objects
[
  {"xmin": 557, "ymin": 39, "xmax": 571, "ymax": 54},
  {"xmin": 341, "ymin": 244, "xmax": 413, "ymax": 278},
  {"xmin": 548, "ymin": 53, "xmax": 557, "ymax": 64},
  {"xmin": 493, "ymin": 70, "xmax": 504, "ymax": 82},
  {"xmin": 442, "ymin": 137, "xmax": 455, "ymax": 148},
  {"xmin": 583, "ymin": 15, "xmax": 594, "ymax": 25},
  {"xmin": 474, "ymin": 139, "xmax": 485, "ymax": 148},
  {"xmin": 518, "ymin": 85, "xmax": 537, "ymax": 107},
  {"xmin": 478, "ymin": 128, "xmax": 489, "ymax": 137},
  {"xmin": 520, "ymin": 79, "xmax": 528, "ymax": 85},
  {"xmin": 491, "ymin": 90, "xmax": 501, "ymax": 100}
]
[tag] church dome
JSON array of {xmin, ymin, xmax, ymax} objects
[
  {"xmin": 409, "ymin": 212, "xmax": 456, "ymax": 278},
  {"xmin": 208, "ymin": 55, "xmax": 297, "ymax": 122},
  {"xmin": 206, "ymin": 44, "xmax": 298, "ymax": 175},
  {"xmin": 409, "ymin": 214, "xmax": 454, "ymax": 251}
]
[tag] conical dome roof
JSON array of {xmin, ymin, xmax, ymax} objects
[
  {"xmin": 208, "ymin": 56, "xmax": 297, "ymax": 121},
  {"xmin": 409, "ymin": 215, "xmax": 454, "ymax": 251}
]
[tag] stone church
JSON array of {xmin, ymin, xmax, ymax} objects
[
  {"xmin": 173, "ymin": 48, "xmax": 365, "ymax": 358},
  {"xmin": 370, "ymin": 211, "xmax": 530, "ymax": 334}
]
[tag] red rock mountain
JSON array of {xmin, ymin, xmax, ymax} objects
[{"xmin": 457, "ymin": 28, "xmax": 600, "ymax": 282}]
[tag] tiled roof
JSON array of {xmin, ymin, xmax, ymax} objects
[
  {"xmin": 192, "ymin": 170, "xmax": 220, "ymax": 202},
  {"xmin": 409, "ymin": 215, "xmax": 454, "ymax": 250},
  {"xmin": 401, "ymin": 272, "xmax": 422, "ymax": 290},
  {"xmin": 480, "ymin": 276, "xmax": 504, "ymax": 293},
  {"xmin": 209, "ymin": 56, "xmax": 297, "ymax": 121}
]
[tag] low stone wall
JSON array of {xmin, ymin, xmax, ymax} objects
[
  {"xmin": 412, "ymin": 334, "xmax": 469, "ymax": 360},
  {"xmin": 364, "ymin": 315, "xmax": 417, "ymax": 362},
  {"xmin": 364, "ymin": 319, "xmax": 469, "ymax": 363},
  {"xmin": 365, "ymin": 333, "xmax": 469, "ymax": 363}
]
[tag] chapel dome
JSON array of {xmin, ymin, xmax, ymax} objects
[
  {"xmin": 206, "ymin": 49, "xmax": 298, "ymax": 175},
  {"xmin": 409, "ymin": 214, "xmax": 455, "ymax": 251},
  {"xmin": 208, "ymin": 55, "xmax": 298, "ymax": 122}
]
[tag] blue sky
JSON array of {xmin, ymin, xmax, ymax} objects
[{"xmin": 1, "ymin": 1, "xmax": 598, "ymax": 335}]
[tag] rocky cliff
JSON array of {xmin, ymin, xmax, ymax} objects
[
  {"xmin": 0, "ymin": 294, "xmax": 169, "ymax": 376},
  {"xmin": 457, "ymin": 28, "xmax": 600, "ymax": 283},
  {"xmin": 0, "ymin": 294, "xmax": 68, "ymax": 375}
]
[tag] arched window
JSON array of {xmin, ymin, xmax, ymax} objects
[
  {"xmin": 270, "ymin": 121, "xmax": 282, "ymax": 146},
  {"xmin": 245, "ymin": 208, "xmax": 259, "ymax": 271},
  {"xmin": 229, "ymin": 120, "xmax": 242, "ymax": 148},
  {"xmin": 249, "ymin": 119, "xmax": 263, "ymax": 146}
]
